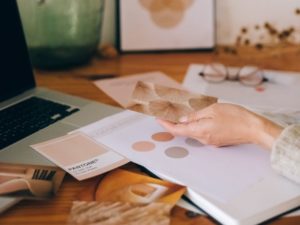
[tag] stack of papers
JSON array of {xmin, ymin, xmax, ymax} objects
[{"xmin": 30, "ymin": 70, "xmax": 300, "ymax": 224}]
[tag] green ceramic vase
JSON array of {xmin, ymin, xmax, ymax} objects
[{"xmin": 17, "ymin": 0, "xmax": 104, "ymax": 69}]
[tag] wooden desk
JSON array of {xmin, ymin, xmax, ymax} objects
[{"xmin": 1, "ymin": 51, "xmax": 299, "ymax": 225}]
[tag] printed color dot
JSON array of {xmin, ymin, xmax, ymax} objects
[
  {"xmin": 165, "ymin": 146, "xmax": 189, "ymax": 158},
  {"xmin": 185, "ymin": 138, "xmax": 204, "ymax": 147},
  {"xmin": 255, "ymin": 85, "xmax": 265, "ymax": 92},
  {"xmin": 151, "ymin": 132, "xmax": 174, "ymax": 142},
  {"xmin": 132, "ymin": 141, "xmax": 155, "ymax": 152}
]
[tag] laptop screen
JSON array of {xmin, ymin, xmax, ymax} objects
[{"xmin": 0, "ymin": 0, "xmax": 35, "ymax": 102}]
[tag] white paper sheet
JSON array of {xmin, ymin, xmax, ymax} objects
[
  {"xmin": 183, "ymin": 64, "xmax": 300, "ymax": 111},
  {"xmin": 79, "ymin": 111, "xmax": 275, "ymax": 203}
]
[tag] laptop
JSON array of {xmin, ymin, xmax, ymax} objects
[{"xmin": 0, "ymin": 0, "xmax": 121, "ymax": 212}]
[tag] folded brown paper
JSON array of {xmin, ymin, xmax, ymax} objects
[
  {"xmin": 68, "ymin": 169, "xmax": 186, "ymax": 225},
  {"xmin": 127, "ymin": 81, "xmax": 218, "ymax": 122}
]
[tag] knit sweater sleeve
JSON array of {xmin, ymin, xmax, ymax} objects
[{"xmin": 271, "ymin": 124, "xmax": 300, "ymax": 184}]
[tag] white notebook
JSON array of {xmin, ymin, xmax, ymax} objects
[{"xmin": 79, "ymin": 111, "xmax": 300, "ymax": 225}]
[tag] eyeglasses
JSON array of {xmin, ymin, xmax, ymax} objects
[{"xmin": 199, "ymin": 63, "xmax": 268, "ymax": 86}]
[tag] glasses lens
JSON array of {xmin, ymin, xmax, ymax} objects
[
  {"xmin": 239, "ymin": 66, "xmax": 264, "ymax": 86},
  {"xmin": 200, "ymin": 63, "xmax": 227, "ymax": 82}
]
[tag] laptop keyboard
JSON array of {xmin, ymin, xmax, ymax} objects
[{"xmin": 0, "ymin": 96, "xmax": 79, "ymax": 149}]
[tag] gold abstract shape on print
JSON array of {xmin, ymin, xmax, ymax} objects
[
  {"xmin": 140, "ymin": 0, "xmax": 193, "ymax": 11},
  {"xmin": 154, "ymin": 85, "xmax": 191, "ymax": 103},
  {"xmin": 95, "ymin": 169, "xmax": 186, "ymax": 205},
  {"xmin": 72, "ymin": 169, "xmax": 186, "ymax": 225},
  {"xmin": 148, "ymin": 100, "xmax": 192, "ymax": 122},
  {"xmin": 139, "ymin": 0, "xmax": 195, "ymax": 28},
  {"xmin": 188, "ymin": 96, "xmax": 217, "ymax": 111},
  {"xmin": 132, "ymin": 81, "xmax": 157, "ymax": 103},
  {"xmin": 68, "ymin": 201, "xmax": 172, "ymax": 225}
]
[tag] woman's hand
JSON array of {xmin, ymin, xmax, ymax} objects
[{"xmin": 157, "ymin": 103, "xmax": 283, "ymax": 149}]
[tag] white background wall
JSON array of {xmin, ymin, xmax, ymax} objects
[
  {"xmin": 100, "ymin": 0, "xmax": 300, "ymax": 46},
  {"xmin": 216, "ymin": 0, "xmax": 300, "ymax": 45}
]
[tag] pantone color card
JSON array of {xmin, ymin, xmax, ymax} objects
[{"xmin": 31, "ymin": 133, "xmax": 129, "ymax": 181}]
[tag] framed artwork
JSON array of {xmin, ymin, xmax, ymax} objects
[{"xmin": 117, "ymin": 0, "xmax": 215, "ymax": 52}]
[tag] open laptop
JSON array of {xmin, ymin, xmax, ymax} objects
[{"xmin": 0, "ymin": 0, "xmax": 121, "ymax": 212}]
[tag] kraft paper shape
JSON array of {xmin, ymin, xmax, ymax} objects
[
  {"xmin": 68, "ymin": 169, "xmax": 186, "ymax": 225},
  {"xmin": 127, "ymin": 81, "xmax": 218, "ymax": 122},
  {"xmin": 0, "ymin": 163, "xmax": 65, "ymax": 200},
  {"xmin": 94, "ymin": 71, "xmax": 183, "ymax": 108}
]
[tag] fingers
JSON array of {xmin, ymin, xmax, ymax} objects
[
  {"xmin": 156, "ymin": 118, "xmax": 173, "ymax": 129},
  {"xmin": 156, "ymin": 118, "xmax": 203, "ymax": 137},
  {"xmin": 179, "ymin": 104, "xmax": 215, "ymax": 123},
  {"xmin": 157, "ymin": 118, "xmax": 221, "ymax": 146},
  {"xmin": 156, "ymin": 119, "xmax": 182, "ymax": 135}
]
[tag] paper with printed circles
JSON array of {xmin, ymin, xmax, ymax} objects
[{"xmin": 127, "ymin": 81, "xmax": 218, "ymax": 122}]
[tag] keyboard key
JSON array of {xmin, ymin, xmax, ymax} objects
[{"xmin": 0, "ymin": 97, "xmax": 79, "ymax": 149}]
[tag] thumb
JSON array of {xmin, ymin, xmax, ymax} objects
[{"xmin": 179, "ymin": 107, "xmax": 213, "ymax": 123}]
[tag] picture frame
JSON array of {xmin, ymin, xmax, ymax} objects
[{"xmin": 117, "ymin": 0, "xmax": 215, "ymax": 53}]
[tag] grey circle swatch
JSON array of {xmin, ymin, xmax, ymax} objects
[
  {"xmin": 165, "ymin": 146, "xmax": 189, "ymax": 158},
  {"xmin": 185, "ymin": 138, "xmax": 204, "ymax": 147}
]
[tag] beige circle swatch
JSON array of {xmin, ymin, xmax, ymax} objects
[
  {"xmin": 151, "ymin": 132, "xmax": 174, "ymax": 142},
  {"xmin": 185, "ymin": 138, "xmax": 204, "ymax": 147},
  {"xmin": 132, "ymin": 141, "xmax": 156, "ymax": 152},
  {"xmin": 165, "ymin": 146, "xmax": 189, "ymax": 158}
]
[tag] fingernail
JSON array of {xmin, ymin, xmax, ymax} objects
[{"xmin": 179, "ymin": 116, "xmax": 187, "ymax": 123}]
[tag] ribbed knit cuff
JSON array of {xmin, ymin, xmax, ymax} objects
[{"xmin": 271, "ymin": 124, "xmax": 300, "ymax": 184}]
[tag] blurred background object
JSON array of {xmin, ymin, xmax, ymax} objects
[
  {"xmin": 16, "ymin": 0, "xmax": 300, "ymax": 68},
  {"xmin": 117, "ymin": 0, "xmax": 215, "ymax": 52},
  {"xmin": 17, "ymin": 0, "xmax": 104, "ymax": 69},
  {"xmin": 99, "ymin": 0, "xmax": 300, "ymax": 47}
]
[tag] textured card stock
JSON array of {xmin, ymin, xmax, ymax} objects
[{"xmin": 31, "ymin": 133, "xmax": 128, "ymax": 181}]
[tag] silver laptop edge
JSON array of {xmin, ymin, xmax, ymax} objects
[{"xmin": 0, "ymin": 0, "xmax": 121, "ymax": 213}]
